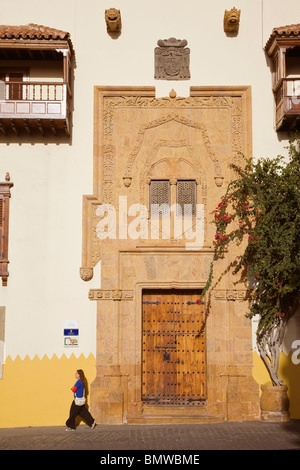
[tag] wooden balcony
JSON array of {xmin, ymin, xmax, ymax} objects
[
  {"xmin": 274, "ymin": 78, "xmax": 300, "ymax": 131},
  {"xmin": 0, "ymin": 80, "xmax": 71, "ymax": 135},
  {"xmin": 0, "ymin": 23, "xmax": 74, "ymax": 137}
]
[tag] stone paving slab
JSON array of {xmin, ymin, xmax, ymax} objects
[{"xmin": 0, "ymin": 420, "xmax": 299, "ymax": 453}]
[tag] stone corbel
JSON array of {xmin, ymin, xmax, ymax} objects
[
  {"xmin": 224, "ymin": 8, "xmax": 241, "ymax": 34},
  {"xmin": 80, "ymin": 267, "xmax": 93, "ymax": 281},
  {"xmin": 105, "ymin": 8, "xmax": 121, "ymax": 33}
]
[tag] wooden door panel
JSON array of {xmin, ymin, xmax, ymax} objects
[
  {"xmin": 142, "ymin": 289, "xmax": 206, "ymax": 406},
  {"xmin": 175, "ymin": 290, "xmax": 206, "ymax": 403},
  {"xmin": 142, "ymin": 290, "xmax": 176, "ymax": 403}
]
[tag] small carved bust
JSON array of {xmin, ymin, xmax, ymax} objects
[
  {"xmin": 105, "ymin": 8, "xmax": 121, "ymax": 32},
  {"xmin": 224, "ymin": 7, "xmax": 241, "ymax": 33}
]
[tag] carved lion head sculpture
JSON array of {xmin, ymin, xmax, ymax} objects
[
  {"xmin": 105, "ymin": 8, "xmax": 121, "ymax": 32},
  {"xmin": 224, "ymin": 7, "xmax": 241, "ymax": 33}
]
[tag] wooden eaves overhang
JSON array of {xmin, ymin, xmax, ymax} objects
[{"xmin": 0, "ymin": 24, "xmax": 74, "ymax": 136}]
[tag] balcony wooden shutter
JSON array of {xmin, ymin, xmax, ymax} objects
[
  {"xmin": 8, "ymin": 73, "xmax": 23, "ymax": 100},
  {"xmin": 0, "ymin": 198, "xmax": 3, "ymax": 248},
  {"xmin": 0, "ymin": 175, "xmax": 13, "ymax": 286},
  {"xmin": 0, "ymin": 198, "xmax": 3, "ymax": 226},
  {"xmin": 177, "ymin": 180, "xmax": 196, "ymax": 215},
  {"xmin": 0, "ymin": 74, "xmax": 5, "ymax": 100},
  {"xmin": 150, "ymin": 180, "xmax": 170, "ymax": 215}
]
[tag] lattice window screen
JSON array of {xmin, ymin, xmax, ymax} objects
[
  {"xmin": 0, "ymin": 176, "xmax": 13, "ymax": 286},
  {"xmin": 0, "ymin": 198, "xmax": 3, "ymax": 228},
  {"xmin": 0, "ymin": 198, "xmax": 2, "ymax": 260},
  {"xmin": 177, "ymin": 180, "xmax": 196, "ymax": 215},
  {"xmin": 150, "ymin": 180, "xmax": 170, "ymax": 215}
]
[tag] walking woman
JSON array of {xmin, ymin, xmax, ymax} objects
[{"xmin": 65, "ymin": 369, "xmax": 96, "ymax": 431}]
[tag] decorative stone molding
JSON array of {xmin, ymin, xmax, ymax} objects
[
  {"xmin": 88, "ymin": 289, "xmax": 134, "ymax": 301},
  {"xmin": 81, "ymin": 87, "xmax": 251, "ymax": 275},
  {"xmin": 105, "ymin": 8, "xmax": 121, "ymax": 32},
  {"xmin": 214, "ymin": 289, "xmax": 248, "ymax": 301},
  {"xmin": 224, "ymin": 8, "xmax": 241, "ymax": 33},
  {"xmin": 155, "ymin": 38, "xmax": 190, "ymax": 80}
]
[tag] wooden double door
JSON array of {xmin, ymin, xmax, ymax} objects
[{"xmin": 142, "ymin": 289, "xmax": 207, "ymax": 406}]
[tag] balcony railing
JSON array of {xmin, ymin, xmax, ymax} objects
[
  {"xmin": 274, "ymin": 78, "xmax": 300, "ymax": 131},
  {"xmin": 0, "ymin": 81, "xmax": 71, "ymax": 135}
]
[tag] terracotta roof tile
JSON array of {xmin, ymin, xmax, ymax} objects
[
  {"xmin": 0, "ymin": 23, "xmax": 73, "ymax": 53},
  {"xmin": 265, "ymin": 24, "xmax": 300, "ymax": 50}
]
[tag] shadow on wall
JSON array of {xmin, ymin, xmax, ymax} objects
[
  {"xmin": 280, "ymin": 352, "xmax": 300, "ymax": 420},
  {"xmin": 280, "ymin": 312, "xmax": 300, "ymax": 419},
  {"xmin": 253, "ymin": 348, "xmax": 300, "ymax": 420}
]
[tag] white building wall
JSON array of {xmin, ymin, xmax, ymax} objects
[{"xmin": 0, "ymin": 0, "xmax": 299, "ymax": 361}]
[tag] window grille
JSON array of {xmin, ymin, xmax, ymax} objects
[
  {"xmin": 177, "ymin": 180, "xmax": 196, "ymax": 215},
  {"xmin": 0, "ymin": 198, "xmax": 3, "ymax": 228},
  {"xmin": 150, "ymin": 180, "xmax": 170, "ymax": 216}
]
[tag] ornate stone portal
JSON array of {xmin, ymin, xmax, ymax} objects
[{"xmin": 81, "ymin": 86, "xmax": 260, "ymax": 424}]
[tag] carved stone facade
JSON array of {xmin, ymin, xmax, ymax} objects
[{"xmin": 81, "ymin": 86, "xmax": 260, "ymax": 424}]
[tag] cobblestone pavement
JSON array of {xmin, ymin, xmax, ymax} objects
[{"xmin": 0, "ymin": 420, "xmax": 299, "ymax": 454}]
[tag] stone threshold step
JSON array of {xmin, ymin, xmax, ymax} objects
[
  {"xmin": 126, "ymin": 414, "xmax": 224, "ymax": 424},
  {"xmin": 142, "ymin": 406, "xmax": 208, "ymax": 416}
]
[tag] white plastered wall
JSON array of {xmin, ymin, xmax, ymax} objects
[{"xmin": 0, "ymin": 0, "xmax": 299, "ymax": 361}]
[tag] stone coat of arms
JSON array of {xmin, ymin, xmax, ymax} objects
[{"xmin": 155, "ymin": 37, "xmax": 190, "ymax": 80}]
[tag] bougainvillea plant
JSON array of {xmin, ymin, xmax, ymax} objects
[{"xmin": 200, "ymin": 139, "xmax": 300, "ymax": 386}]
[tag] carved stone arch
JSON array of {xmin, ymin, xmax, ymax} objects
[
  {"xmin": 138, "ymin": 139, "xmax": 209, "ymax": 242},
  {"xmin": 148, "ymin": 158, "xmax": 172, "ymax": 179},
  {"xmin": 176, "ymin": 157, "xmax": 198, "ymax": 178},
  {"xmin": 123, "ymin": 112, "xmax": 222, "ymax": 180}
]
